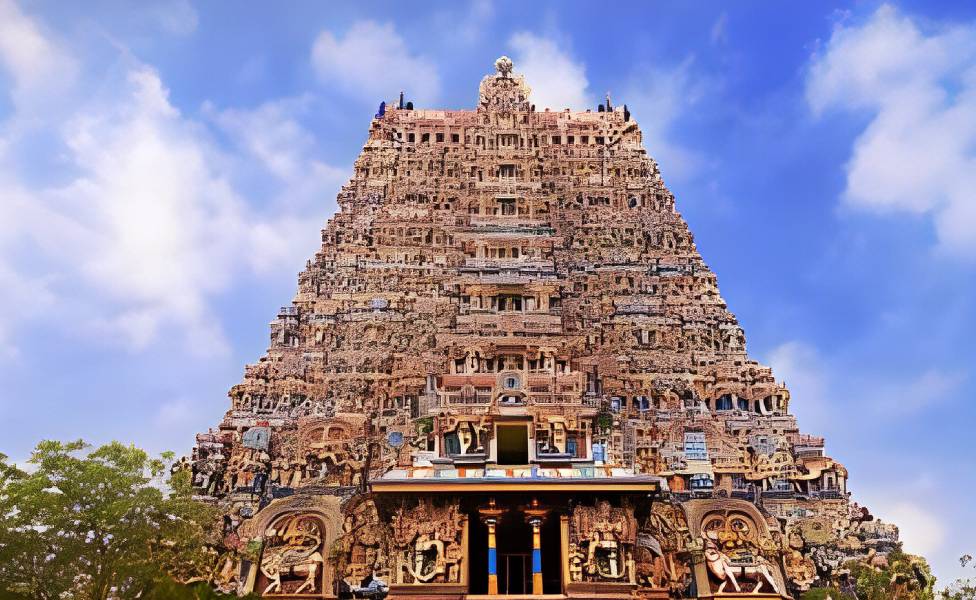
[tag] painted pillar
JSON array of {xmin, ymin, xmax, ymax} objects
[
  {"xmin": 486, "ymin": 517, "xmax": 499, "ymax": 595},
  {"xmin": 530, "ymin": 517, "xmax": 543, "ymax": 595}
]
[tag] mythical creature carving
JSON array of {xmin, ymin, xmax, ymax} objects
[
  {"xmin": 260, "ymin": 514, "xmax": 325, "ymax": 595},
  {"xmin": 699, "ymin": 511, "xmax": 781, "ymax": 595}
]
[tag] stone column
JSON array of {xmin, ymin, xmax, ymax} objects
[
  {"xmin": 529, "ymin": 516, "xmax": 543, "ymax": 595},
  {"xmin": 486, "ymin": 517, "xmax": 499, "ymax": 595},
  {"xmin": 479, "ymin": 498, "xmax": 505, "ymax": 596},
  {"xmin": 524, "ymin": 498, "xmax": 549, "ymax": 596}
]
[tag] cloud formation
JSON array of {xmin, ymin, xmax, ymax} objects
[
  {"xmin": 0, "ymin": 0, "xmax": 76, "ymax": 113},
  {"xmin": 311, "ymin": 21, "xmax": 440, "ymax": 106},
  {"xmin": 509, "ymin": 32, "xmax": 591, "ymax": 111},
  {"xmin": 807, "ymin": 5, "xmax": 976, "ymax": 259},
  {"xmin": 0, "ymin": 4, "xmax": 343, "ymax": 359},
  {"xmin": 624, "ymin": 57, "xmax": 709, "ymax": 182}
]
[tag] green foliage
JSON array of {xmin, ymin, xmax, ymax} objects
[
  {"xmin": 845, "ymin": 550, "xmax": 936, "ymax": 600},
  {"xmin": 141, "ymin": 580, "xmax": 259, "ymax": 599},
  {"xmin": 939, "ymin": 554, "xmax": 976, "ymax": 599},
  {"xmin": 801, "ymin": 588, "xmax": 857, "ymax": 600},
  {"xmin": 596, "ymin": 411, "xmax": 614, "ymax": 433},
  {"xmin": 415, "ymin": 416, "xmax": 434, "ymax": 435},
  {"xmin": 0, "ymin": 440, "xmax": 222, "ymax": 600}
]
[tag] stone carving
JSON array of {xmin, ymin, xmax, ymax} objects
[
  {"xmin": 391, "ymin": 499, "xmax": 465, "ymax": 584},
  {"xmin": 494, "ymin": 55, "xmax": 513, "ymax": 77},
  {"xmin": 336, "ymin": 498, "xmax": 389, "ymax": 589},
  {"xmin": 187, "ymin": 56, "xmax": 907, "ymax": 597},
  {"xmin": 636, "ymin": 502, "xmax": 693, "ymax": 593},
  {"xmin": 700, "ymin": 511, "xmax": 781, "ymax": 595},
  {"xmin": 260, "ymin": 514, "xmax": 325, "ymax": 595},
  {"xmin": 570, "ymin": 501, "xmax": 637, "ymax": 582}
]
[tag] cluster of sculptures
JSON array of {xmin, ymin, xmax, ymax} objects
[{"xmin": 186, "ymin": 58, "xmax": 909, "ymax": 598}]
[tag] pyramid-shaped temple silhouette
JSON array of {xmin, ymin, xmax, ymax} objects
[{"xmin": 191, "ymin": 57, "xmax": 900, "ymax": 599}]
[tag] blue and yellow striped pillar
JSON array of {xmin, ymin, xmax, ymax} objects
[
  {"xmin": 529, "ymin": 517, "xmax": 543, "ymax": 595},
  {"xmin": 486, "ymin": 516, "xmax": 498, "ymax": 595}
]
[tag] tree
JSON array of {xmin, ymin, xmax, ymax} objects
[
  {"xmin": 0, "ymin": 440, "xmax": 224, "ymax": 600},
  {"xmin": 845, "ymin": 550, "xmax": 936, "ymax": 600},
  {"xmin": 939, "ymin": 555, "xmax": 976, "ymax": 600}
]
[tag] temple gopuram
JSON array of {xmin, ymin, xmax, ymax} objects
[{"xmin": 190, "ymin": 57, "xmax": 902, "ymax": 599}]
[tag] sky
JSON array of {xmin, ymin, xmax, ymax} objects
[{"xmin": 1, "ymin": 0, "xmax": 974, "ymax": 587}]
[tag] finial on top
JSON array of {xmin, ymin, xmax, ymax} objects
[{"xmin": 495, "ymin": 56, "xmax": 513, "ymax": 77}]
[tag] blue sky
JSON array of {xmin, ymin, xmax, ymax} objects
[{"xmin": 1, "ymin": 0, "xmax": 974, "ymax": 586}]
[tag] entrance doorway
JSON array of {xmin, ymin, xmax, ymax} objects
[
  {"xmin": 497, "ymin": 512, "xmax": 532, "ymax": 595},
  {"xmin": 468, "ymin": 505, "xmax": 563, "ymax": 595},
  {"xmin": 496, "ymin": 424, "xmax": 528, "ymax": 465}
]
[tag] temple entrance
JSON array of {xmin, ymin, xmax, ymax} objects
[
  {"xmin": 496, "ymin": 424, "xmax": 528, "ymax": 465},
  {"xmin": 496, "ymin": 513, "xmax": 532, "ymax": 594},
  {"xmin": 468, "ymin": 504, "xmax": 562, "ymax": 596}
]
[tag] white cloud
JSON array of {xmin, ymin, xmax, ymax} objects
[
  {"xmin": 311, "ymin": 21, "xmax": 440, "ymax": 106},
  {"xmin": 0, "ymin": 0, "xmax": 76, "ymax": 112},
  {"xmin": 206, "ymin": 97, "xmax": 347, "ymax": 268},
  {"xmin": 40, "ymin": 67, "xmax": 269, "ymax": 355},
  {"xmin": 862, "ymin": 496, "xmax": 947, "ymax": 557},
  {"xmin": 766, "ymin": 340, "xmax": 832, "ymax": 430},
  {"xmin": 509, "ymin": 32, "xmax": 591, "ymax": 111},
  {"xmin": 624, "ymin": 57, "xmax": 709, "ymax": 182},
  {"xmin": 0, "ymin": 1, "xmax": 351, "ymax": 359},
  {"xmin": 867, "ymin": 368, "xmax": 966, "ymax": 415},
  {"xmin": 209, "ymin": 96, "xmax": 335, "ymax": 182},
  {"xmin": 767, "ymin": 340, "xmax": 966, "ymax": 422},
  {"xmin": 807, "ymin": 4, "xmax": 976, "ymax": 259},
  {"xmin": 0, "ymin": 260, "xmax": 54, "ymax": 361},
  {"xmin": 0, "ymin": 67, "xmax": 334, "ymax": 357}
]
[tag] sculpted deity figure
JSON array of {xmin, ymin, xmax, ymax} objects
[
  {"xmin": 572, "ymin": 501, "xmax": 636, "ymax": 581},
  {"xmin": 391, "ymin": 499, "xmax": 464, "ymax": 584}
]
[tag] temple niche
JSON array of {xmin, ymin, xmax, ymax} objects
[{"xmin": 189, "ymin": 57, "xmax": 903, "ymax": 599}]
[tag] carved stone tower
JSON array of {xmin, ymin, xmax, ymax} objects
[{"xmin": 191, "ymin": 58, "xmax": 898, "ymax": 600}]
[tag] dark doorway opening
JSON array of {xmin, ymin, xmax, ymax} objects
[
  {"xmin": 497, "ymin": 512, "xmax": 532, "ymax": 595},
  {"xmin": 496, "ymin": 424, "xmax": 528, "ymax": 465},
  {"xmin": 541, "ymin": 513, "xmax": 562, "ymax": 594},
  {"xmin": 469, "ymin": 512, "xmax": 488, "ymax": 594},
  {"xmin": 467, "ymin": 505, "xmax": 563, "ymax": 595}
]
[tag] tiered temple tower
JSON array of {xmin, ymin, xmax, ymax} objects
[{"xmin": 191, "ymin": 58, "xmax": 899, "ymax": 600}]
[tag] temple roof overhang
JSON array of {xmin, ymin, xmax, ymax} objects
[
  {"xmin": 372, "ymin": 477, "xmax": 663, "ymax": 493},
  {"xmin": 372, "ymin": 466, "xmax": 666, "ymax": 493}
]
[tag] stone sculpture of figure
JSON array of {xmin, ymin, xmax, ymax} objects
[
  {"xmin": 495, "ymin": 56, "xmax": 513, "ymax": 77},
  {"xmin": 573, "ymin": 501, "xmax": 635, "ymax": 581},
  {"xmin": 390, "ymin": 499, "xmax": 463, "ymax": 584},
  {"xmin": 457, "ymin": 422, "xmax": 474, "ymax": 454}
]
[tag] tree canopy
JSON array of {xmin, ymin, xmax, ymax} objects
[{"xmin": 0, "ymin": 440, "xmax": 232, "ymax": 600}]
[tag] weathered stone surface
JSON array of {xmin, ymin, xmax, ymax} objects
[{"xmin": 191, "ymin": 58, "xmax": 899, "ymax": 599}]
